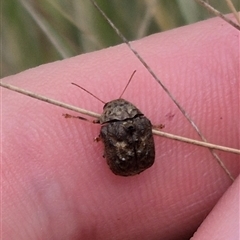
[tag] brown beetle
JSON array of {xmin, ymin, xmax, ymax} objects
[
  {"xmin": 99, "ymin": 98, "xmax": 155, "ymax": 176},
  {"xmin": 67, "ymin": 71, "xmax": 155, "ymax": 176}
]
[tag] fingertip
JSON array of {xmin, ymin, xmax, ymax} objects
[{"xmin": 191, "ymin": 176, "xmax": 240, "ymax": 240}]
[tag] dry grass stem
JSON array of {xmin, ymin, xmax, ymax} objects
[
  {"xmin": 1, "ymin": 82, "xmax": 239, "ymax": 158},
  {"xmin": 0, "ymin": 82, "xmax": 100, "ymax": 119},
  {"xmin": 225, "ymin": 0, "xmax": 240, "ymax": 24},
  {"xmin": 152, "ymin": 129, "xmax": 240, "ymax": 155},
  {"xmin": 195, "ymin": 0, "xmax": 240, "ymax": 30}
]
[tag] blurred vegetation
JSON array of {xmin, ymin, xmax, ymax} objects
[{"xmin": 2, "ymin": 0, "xmax": 239, "ymax": 77}]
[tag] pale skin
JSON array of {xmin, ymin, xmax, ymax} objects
[{"xmin": 2, "ymin": 16, "xmax": 239, "ymax": 239}]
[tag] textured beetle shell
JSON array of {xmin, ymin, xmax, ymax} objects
[
  {"xmin": 99, "ymin": 99, "xmax": 142, "ymax": 123},
  {"xmin": 99, "ymin": 99, "xmax": 155, "ymax": 176}
]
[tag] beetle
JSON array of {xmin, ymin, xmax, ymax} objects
[
  {"xmin": 65, "ymin": 71, "xmax": 155, "ymax": 176},
  {"xmin": 98, "ymin": 98, "xmax": 155, "ymax": 176}
]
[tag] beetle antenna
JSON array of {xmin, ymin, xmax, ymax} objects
[
  {"xmin": 119, "ymin": 70, "xmax": 137, "ymax": 99},
  {"xmin": 71, "ymin": 82, "xmax": 106, "ymax": 104}
]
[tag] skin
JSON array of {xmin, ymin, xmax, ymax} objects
[{"xmin": 2, "ymin": 16, "xmax": 239, "ymax": 240}]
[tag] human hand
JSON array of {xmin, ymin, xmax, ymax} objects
[{"xmin": 2, "ymin": 16, "xmax": 239, "ymax": 239}]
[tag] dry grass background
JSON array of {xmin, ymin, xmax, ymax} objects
[{"xmin": 2, "ymin": 0, "xmax": 239, "ymax": 77}]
